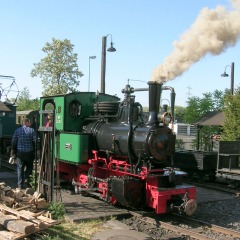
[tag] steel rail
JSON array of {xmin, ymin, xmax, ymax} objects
[
  {"xmin": 173, "ymin": 213, "xmax": 240, "ymax": 239},
  {"xmin": 143, "ymin": 216, "xmax": 216, "ymax": 240}
]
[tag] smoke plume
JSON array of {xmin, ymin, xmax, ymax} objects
[{"xmin": 150, "ymin": 0, "xmax": 240, "ymax": 83}]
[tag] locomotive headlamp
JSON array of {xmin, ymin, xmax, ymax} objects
[{"xmin": 160, "ymin": 112, "xmax": 172, "ymax": 125}]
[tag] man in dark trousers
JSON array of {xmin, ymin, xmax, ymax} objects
[{"xmin": 11, "ymin": 118, "xmax": 36, "ymax": 189}]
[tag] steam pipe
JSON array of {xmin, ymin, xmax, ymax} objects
[
  {"xmin": 133, "ymin": 88, "xmax": 148, "ymax": 92},
  {"xmin": 127, "ymin": 96, "xmax": 135, "ymax": 173},
  {"xmin": 132, "ymin": 84, "xmax": 175, "ymax": 126},
  {"xmin": 162, "ymin": 86, "xmax": 175, "ymax": 125}
]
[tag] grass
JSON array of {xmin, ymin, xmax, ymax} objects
[
  {"xmin": 43, "ymin": 202, "xmax": 103, "ymax": 239},
  {"xmin": 38, "ymin": 219, "xmax": 107, "ymax": 240}
]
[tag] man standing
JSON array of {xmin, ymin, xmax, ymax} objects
[{"xmin": 11, "ymin": 118, "xmax": 36, "ymax": 189}]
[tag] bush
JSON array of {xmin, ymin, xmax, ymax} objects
[
  {"xmin": 48, "ymin": 202, "xmax": 66, "ymax": 220},
  {"xmin": 175, "ymin": 139, "xmax": 185, "ymax": 150}
]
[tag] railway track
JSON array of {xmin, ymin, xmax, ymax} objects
[
  {"xmin": 1, "ymin": 157, "xmax": 38, "ymax": 172},
  {"xmin": 0, "ymin": 154, "xmax": 17, "ymax": 171},
  {"xmin": 185, "ymin": 179, "xmax": 240, "ymax": 195},
  {"xmin": 0, "ymin": 159, "xmax": 16, "ymax": 171},
  {"xmin": 126, "ymin": 211, "xmax": 240, "ymax": 240}
]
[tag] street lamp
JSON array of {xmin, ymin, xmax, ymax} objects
[
  {"xmin": 88, "ymin": 56, "xmax": 96, "ymax": 92},
  {"xmin": 221, "ymin": 62, "xmax": 235, "ymax": 95},
  {"xmin": 100, "ymin": 34, "xmax": 116, "ymax": 93}
]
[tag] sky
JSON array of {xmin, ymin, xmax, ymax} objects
[{"xmin": 0, "ymin": 0, "xmax": 240, "ymax": 107}]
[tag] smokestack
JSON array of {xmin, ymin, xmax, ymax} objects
[{"xmin": 147, "ymin": 82, "xmax": 162, "ymax": 125}]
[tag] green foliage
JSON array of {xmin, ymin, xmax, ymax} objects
[
  {"xmin": 222, "ymin": 94, "xmax": 240, "ymax": 140},
  {"xmin": 184, "ymin": 96, "xmax": 201, "ymax": 123},
  {"xmin": 31, "ymin": 38, "xmax": 83, "ymax": 96},
  {"xmin": 48, "ymin": 202, "xmax": 66, "ymax": 220},
  {"xmin": 16, "ymin": 87, "xmax": 39, "ymax": 111},
  {"xmin": 190, "ymin": 137, "xmax": 197, "ymax": 150},
  {"xmin": 175, "ymin": 139, "xmax": 185, "ymax": 150},
  {"xmin": 174, "ymin": 106, "xmax": 186, "ymax": 122},
  {"xmin": 198, "ymin": 126, "xmax": 219, "ymax": 151},
  {"xmin": 29, "ymin": 171, "xmax": 38, "ymax": 189},
  {"xmin": 184, "ymin": 90, "xmax": 225, "ymax": 124},
  {"xmin": 212, "ymin": 89, "xmax": 225, "ymax": 110},
  {"xmin": 177, "ymin": 89, "xmax": 226, "ymax": 151}
]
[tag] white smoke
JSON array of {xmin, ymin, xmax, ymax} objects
[{"xmin": 150, "ymin": 0, "xmax": 240, "ymax": 83}]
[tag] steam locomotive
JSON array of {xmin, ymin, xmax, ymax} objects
[{"xmin": 39, "ymin": 82, "xmax": 197, "ymax": 216}]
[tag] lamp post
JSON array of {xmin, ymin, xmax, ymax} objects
[
  {"xmin": 88, "ymin": 56, "xmax": 96, "ymax": 92},
  {"xmin": 100, "ymin": 34, "xmax": 116, "ymax": 93},
  {"xmin": 221, "ymin": 62, "xmax": 235, "ymax": 95}
]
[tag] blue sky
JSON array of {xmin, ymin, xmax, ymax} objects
[{"xmin": 0, "ymin": 0, "xmax": 239, "ymax": 107}]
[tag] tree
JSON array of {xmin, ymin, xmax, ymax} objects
[
  {"xmin": 184, "ymin": 90, "xmax": 225, "ymax": 124},
  {"xmin": 16, "ymin": 87, "xmax": 39, "ymax": 110},
  {"xmin": 174, "ymin": 106, "xmax": 186, "ymax": 122},
  {"xmin": 184, "ymin": 96, "xmax": 201, "ymax": 123},
  {"xmin": 182, "ymin": 90, "xmax": 226, "ymax": 150},
  {"xmin": 31, "ymin": 38, "xmax": 83, "ymax": 96},
  {"xmin": 212, "ymin": 89, "xmax": 225, "ymax": 110},
  {"xmin": 222, "ymin": 94, "xmax": 240, "ymax": 140}
]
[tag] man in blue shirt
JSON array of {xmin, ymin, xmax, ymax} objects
[{"xmin": 11, "ymin": 118, "xmax": 36, "ymax": 189}]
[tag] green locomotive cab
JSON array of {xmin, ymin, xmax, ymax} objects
[{"xmin": 39, "ymin": 91, "xmax": 119, "ymax": 164}]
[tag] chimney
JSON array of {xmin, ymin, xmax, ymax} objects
[{"xmin": 147, "ymin": 82, "xmax": 162, "ymax": 125}]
